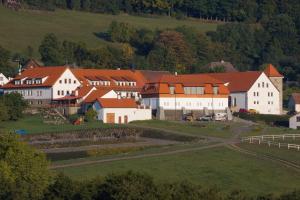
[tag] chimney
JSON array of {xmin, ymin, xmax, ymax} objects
[
  {"xmin": 117, "ymin": 93, "xmax": 121, "ymax": 99},
  {"xmin": 117, "ymin": 68, "xmax": 121, "ymax": 70},
  {"xmin": 175, "ymin": 72, "xmax": 178, "ymax": 76},
  {"xmin": 75, "ymin": 90, "xmax": 79, "ymax": 96}
]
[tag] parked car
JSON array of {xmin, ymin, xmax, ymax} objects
[
  {"xmin": 198, "ymin": 115, "xmax": 213, "ymax": 121},
  {"xmin": 239, "ymin": 108, "xmax": 249, "ymax": 113},
  {"xmin": 184, "ymin": 113, "xmax": 195, "ymax": 122},
  {"xmin": 214, "ymin": 113, "xmax": 227, "ymax": 121},
  {"xmin": 248, "ymin": 109, "xmax": 258, "ymax": 114}
]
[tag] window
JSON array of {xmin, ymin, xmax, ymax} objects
[
  {"xmin": 254, "ymin": 92, "xmax": 256, "ymax": 96},
  {"xmin": 59, "ymin": 80, "xmax": 62, "ymax": 84},
  {"xmin": 74, "ymin": 80, "xmax": 76, "ymax": 84},
  {"xmin": 266, "ymin": 83, "xmax": 269, "ymax": 88},
  {"xmin": 61, "ymin": 90, "xmax": 64, "ymax": 96},
  {"xmin": 297, "ymin": 117, "xmax": 300, "ymax": 122},
  {"xmin": 57, "ymin": 91, "xmax": 60, "ymax": 95},
  {"xmin": 169, "ymin": 86, "xmax": 175, "ymax": 94},
  {"xmin": 257, "ymin": 101, "xmax": 259, "ymax": 104},
  {"xmin": 0, "ymin": 77, "xmax": 3, "ymax": 81},
  {"xmin": 69, "ymin": 79, "xmax": 71, "ymax": 84},
  {"xmin": 254, "ymin": 101, "xmax": 256, "ymax": 104},
  {"xmin": 66, "ymin": 91, "xmax": 70, "ymax": 95},
  {"xmin": 257, "ymin": 92, "xmax": 259, "ymax": 96},
  {"xmin": 258, "ymin": 83, "xmax": 260, "ymax": 87},
  {"xmin": 64, "ymin": 79, "xmax": 67, "ymax": 84},
  {"xmin": 262, "ymin": 82, "xmax": 264, "ymax": 88}
]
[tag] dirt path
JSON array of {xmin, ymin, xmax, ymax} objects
[
  {"xmin": 51, "ymin": 142, "xmax": 225, "ymax": 169},
  {"xmin": 226, "ymin": 144, "xmax": 300, "ymax": 172}
]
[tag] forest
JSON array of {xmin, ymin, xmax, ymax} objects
[{"xmin": 1, "ymin": 0, "xmax": 300, "ymax": 85}]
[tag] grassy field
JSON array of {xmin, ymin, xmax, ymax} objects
[
  {"xmin": 0, "ymin": 6, "xmax": 218, "ymax": 57},
  {"xmin": 132, "ymin": 120, "xmax": 245, "ymax": 138},
  {"xmin": 0, "ymin": 114, "xmax": 113, "ymax": 134},
  {"xmin": 56, "ymin": 146, "xmax": 300, "ymax": 196},
  {"xmin": 239, "ymin": 143, "xmax": 300, "ymax": 165}
]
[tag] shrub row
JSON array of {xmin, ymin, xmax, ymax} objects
[{"xmin": 234, "ymin": 113, "xmax": 290, "ymax": 127}]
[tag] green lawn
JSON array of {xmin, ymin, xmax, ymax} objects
[
  {"xmin": 0, "ymin": 6, "xmax": 218, "ymax": 57},
  {"xmin": 241, "ymin": 125, "xmax": 300, "ymax": 137},
  {"xmin": 131, "ymin": 120, "xmax": 244, "ymax": 138},
  {"xmin": 0, "ymin": 114, "xmax": 112, "ymax": 134},
  {"xmin": 56, "ymin": 146, "xmax": 300, "ymax": 196},
  {"xmin": 239, "ymin": 143, "xmax": 300, "ymax": 165}
]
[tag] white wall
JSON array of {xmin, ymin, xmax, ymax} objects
[
  {"xmin": 289, "ymin": 114, "xmax": 300, "ymax": 129},
  {"xmin": 142, "ymin": 97, "xmax": 228, "ymax": 111},
  {"xmin": 0, "ymin": 73, "xmax": 9, "ymax": 86},
  {"xmin": 230, "ymin": 92, "xmax": 247, "ymax": 111},
  {"xmin": 101, "ymin": 90, "xmax": 118, "ymax": 98},
  {"xmin": 247, "ymin": 73, "xmax": 280, "ymax": 115},
  {"xmin": 52, "ymin": 68, "xmax": 81, "ymax": 99},
  {"xmin": 4, "ymin": 88, "xmax": 52, "ymax": 100},
  {"xmin": 94, "ymin": 102, "xmax": 152, "ymax": 123}
]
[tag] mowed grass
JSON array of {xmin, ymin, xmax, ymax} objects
[
  {"xmin": 239, "ymin": 143, "xmax": 300, "ymax": 165},
  {"xmin": 131, "ymin": 120, "xmax": 244, "ymax": 138},
  {"xmin": 0, "ymin": 6, "xmax": 218, "ymax": 56},
  {"xmin": 241, "ymin": 125, "xmax": 300, "ymax": 137},
  {"xmin": 56, "ymin": 146, "xmax": 300, "ymax": 195},
  {"xmin": 0, "ymin": 114, "xmax": 112, "ymax": 134}
]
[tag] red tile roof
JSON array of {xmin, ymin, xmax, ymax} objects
[
  {"xmin": 84, "ymin": 89, "xmax": 113, "ymax": 103},
  {"xmin": 208, "ymin": 71, "xmax": 262, "ymax": 92},
  {"xmin": 264, "ymin": 64, "xmax": 283, "ymax": 77},
  {"xmin": 71, "ymin": 69, "xmax": 147, "ymax": 89},
  {"xmin": 96, "ymin": 98, "xmax": 138, "ymax": 108},
  {"xmin": 2, "ymin": 66, "xmax": 69, "ymax": 89},
  {"xmin": 75, "ymin": 86, "xmax": 95, "ymax": 98},
  {"xmin": 291, "ymin": 93, "xmax": 300, "ymax": 104}
]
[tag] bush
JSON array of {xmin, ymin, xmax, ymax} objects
[
  {"xmin": 85, "ymin": 108, "xmax": 97, "ymax": 122},
  {"xmin": 234, "ymin": 113, "xmax": 290, "ymax": 127}
]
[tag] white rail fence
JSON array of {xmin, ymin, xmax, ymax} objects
[{"xmin": 241, "ymin": 134, "xmax": 300, "ymax": 151}]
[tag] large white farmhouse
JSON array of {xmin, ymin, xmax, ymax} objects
[
  {"xmin": 208, "ymin": 64, "xmax": 283, "ymax": 115},
  {"xmin": 2, "ymin": 66, "xmax": 81, "ymax": 106},
  {"xmin": 141, "ymin": 74, "xmax": 230, "ymax": 120}
]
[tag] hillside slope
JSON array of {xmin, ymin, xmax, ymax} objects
[{"xmin": 0, "ymin": 6, "xmax": 218, "ymax": 57}]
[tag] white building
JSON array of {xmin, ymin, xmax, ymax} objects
[
  {"xmin": 141, "ymin": 74, "xmax": 230, "ymax": 120},
  {"xmin": 289, "ymin": 113, "xmax": 300, "ymax": 129},
  {"xmin": 93, "ymin": 97, "xmax": 151, "ymax": 124},
  {"xmin": 288, "ymin": 93, "xmax": 300, "ymax": 113},
  {"xmin": 0, "ymin": 73, "xmax": 9, "ymax": 86},
  {"xmin": 2, "ymin": 66, "xmax": 81, "ymax": 106},
  {"xmin": 208, "ymin": 64, "xmax": 283, "ymax": 115}
]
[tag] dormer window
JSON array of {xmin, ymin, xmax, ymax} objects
[{"xmin": 15, "ymin": 80, "xmax": 20, "ymax": 85}]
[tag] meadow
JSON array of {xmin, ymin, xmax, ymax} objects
[
  {"xmin": 56, "ymin": 146, "xmax": 300, "ymax": 196},
  {"xmin": 0, "ymin": 6, "xmax": 218, "ymax": 57}
]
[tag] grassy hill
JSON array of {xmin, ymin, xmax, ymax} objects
[{"xmin": 0, "ymin": 6, "xmax": 219, "ymax": 58}]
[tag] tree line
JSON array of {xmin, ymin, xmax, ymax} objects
[
  {"xmin": 1, "ymin": 6, "xmax": 300, "ymax": 83},
  {"xmin": 0, "ymin": 93, "xmax": 27, "ymax": 121},
  {"xmin": 0, "ymin": 132, "xmax": 299, "ymax": 200},
  {"xmin": 1, "ymin": 0, "xmax": 299, "ymax": 24}
]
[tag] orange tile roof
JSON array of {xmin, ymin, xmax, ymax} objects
[
  {"xmin": 2, "ymin": 66, "xmax": 68, "ymax": 89},
  {"xmin": 75, "ymin": 86, "xmax": 95, "ymax": 98},
  {"xmin": 96, "ymin": 98, "xmax": 138, "ymax": 108},
  {"xmin": 264, "ymin": 64, "xmax": 283, "ymax": 77},
  {"xmin": 71, "ymin": 69, "xmax": 148, "ymax": 88},
  {"xmin": 208, "ymin": 71, "xmax": 262, "ymax": 92},
  {"xmin": 141, "ymin": 74, "xmax": 228, "ymax": 95},
  {"xmin": 84, "ymin": 89, "xmax": 113, "ymax": 103}
]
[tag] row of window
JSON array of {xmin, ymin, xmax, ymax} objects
[
  {"xmin": 59, "ymin": 79, "xmax": 77, "ymax": 84},
  {"xmin": 28, "ymin": 100, "xmax": 43, "ymax": 105},
  {"xmin": 258, "ymin": 82, "xmax": 269, "ymax": 88},
  {"xmin": 90, "ymin": 81, "xmax": 110, "ymax": 86},
  {"xmin": 253, "ymin": 91, "xmax": 274, "ymax": 97},
  {"xmin": 162, "ymin": 101, "xmax": 224, "ymax": 107},
  {"xmin": 11, "ymin": 90, "xmax": 43, "ymax": 97},
  {"xmin": 116, "ymin": 81, "xmax": 136, "ymax": 87},
  {"xmin": 253, "ymin": 101, "xmax": 274, "ymax": 105},
  {"xmin": 57, "ymin": 90, "xmax": 71, "ymax": 96}
]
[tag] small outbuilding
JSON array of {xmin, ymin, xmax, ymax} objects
[
  {"xmin": 93, "ymin": 98, "xmax": 151, "ymax": 124},
  {"xmin": 289, "ymin": 113, "xmax": 300, "ymax": 129}
]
